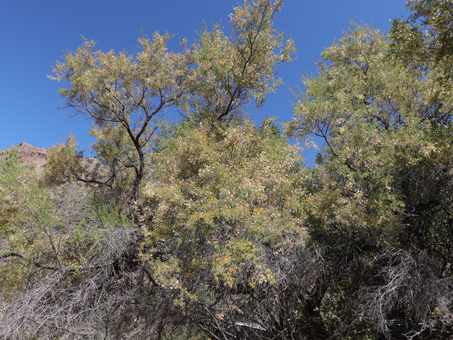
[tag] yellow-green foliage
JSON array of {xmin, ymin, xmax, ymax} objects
[
  {"xmin": 186, "ymin": 0, "xmax": 295, "ymax": 122},
  {"xmin": 2, "ymin": 1, "xmax": 451, "ymax": 338},
  {"xmin": 89, "ymin": 123, "xmax": 137, "ymax": 195},
  {"xmin": 0, "ymin": 148, "xmax": 55, "ymax": 295},
  {"xmin": 0, "ymin": 147, "xmax": 125, "ymax": 298},
  {"xmin": 288, "ymin": 24, "xmax": 453, "ymax": 238},
  {"xmin": 41, "ymin": 133, "xmax": 82, "ymax": 186},
  {"xmin": 142, "ymin": 120, "xmax": 307, "ymax": 295}
]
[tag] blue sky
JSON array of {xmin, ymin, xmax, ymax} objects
[{"xmin": 0, "ymin": 0, "xmax": 409, "ymax": 164}]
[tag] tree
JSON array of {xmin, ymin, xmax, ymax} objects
[
  {"xmin": 141, "ymin": 119, "xmax": 313, "ymax": 339},
  {"xmin": 390, "ymin": 0, "xmax": 453, "ymax": 74},
  {"xmin": 50, "ymin": 32, "xmax": 190, "ymax": 202},
  {"xmin": 4, "ymin": 1, "xmax": 452, "ymax": 339},
  {"xmin": 50, "ymin": 0, "xmax": 295, "ymax": 206},
  {"xmin": 185, "ymin": 0, "xmax": 295, "ymax": 123},
  {"xmin": 288, "ymin": 21, "xmax": 453, "ymax": 339},
  {"xmin": 1, "ymin": 1, "xmax": 297, "ymax": 339}
]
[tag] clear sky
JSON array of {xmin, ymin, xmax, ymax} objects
[{"xmin": 0, "ymin": 0, "xmax": 409, "ymax": 164}]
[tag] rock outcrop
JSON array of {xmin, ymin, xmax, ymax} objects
[{"xmin": 0, "ymin": 142, "xmax": 48, "ymax": 175}]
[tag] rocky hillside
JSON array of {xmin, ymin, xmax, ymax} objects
[{"xmin": 0, "ymin": 142, "xmax": 48, "ymax": 175}]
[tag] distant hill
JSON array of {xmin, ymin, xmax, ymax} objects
[
  {"xmin": 0, "ymin": 142, "xmax": 47, "ymax": 175},
  {"xmin": 0, "ymin": 143, "xmax": 103, "ymax": 183}
]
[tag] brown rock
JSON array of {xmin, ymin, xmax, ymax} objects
[{"xmin": 0, "ymin": 143, "xmax": 48, "ymax": 175}]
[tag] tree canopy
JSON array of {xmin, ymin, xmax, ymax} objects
[{"xmin": 1, "ymin": 1, "xmax": 452, "ymax": 339}]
